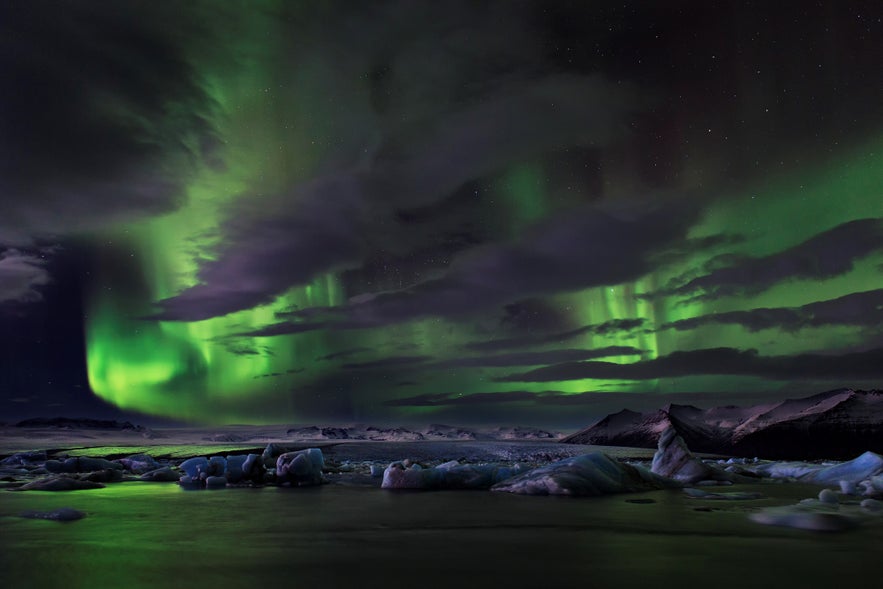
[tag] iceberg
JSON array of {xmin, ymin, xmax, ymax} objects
[{"xmin": 491, "ymin": 452, "xmax": 679, "ymax": 496}]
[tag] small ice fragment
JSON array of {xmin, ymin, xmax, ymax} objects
[
  {"xmin": 819, "ymin": 489, "xmax": 839, "ymax": 504},
  {"xmin": 839, "ymin": 480, "xmax": 857, "ymax": 495},
  {"xmin": 860, "ymin": 498, "xmax": 882, "ymax": 512},
  {"xmin": 205, "ymin": 475, "xmax": 227, "ymax": 488},
  {"xmin": 179, "ymin": 457, "xmax": 209, "ymax": 478}
]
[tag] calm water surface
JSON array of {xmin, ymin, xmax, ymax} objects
[{"xmin": 1, "ymin": 482, "xmax": 881, "ymax": 588}]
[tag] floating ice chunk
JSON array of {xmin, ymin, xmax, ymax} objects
[
  {"xmin": 79, "ymin": 469, "xmax": 122, "ymax": 483},
  {"xmin": 839, "ymin": 480, "xmax": 858, "ymax": 495},
  {"xmin": 755, "ymin": 452, "xmax": 883, "ymax": 485},
  {"xmin": 276, "ymin": 448, "xmax": 325, "ymax": 486},
  {"xmin": 178, "ymin": 475, "xmax": 201, "ymax": 490},
  {"xmin": 381, "ymin": 461, "xmax": 524, "ymax": 490},
  {"xmin": 382, "ymin": 463, "xmax": 432, "ymax": 489},
  {"xmin": 491, "ymin": 452, "xmax": 680, "ymax": 497},
  {"xmin": 241, "ymin": 454, "xmax": 263, "ymax": 480},
  {"xmin": 205, "ymin": 476, "xmax": 227, "ymax": 488},
  {"xmin": 651, "ymin": 427, "xmax": 737, "ymax": 484},
  {"xmin": 17, "ymin": 475, "xmax": 105, "ymax": 491},
  {"xmin": 117, "ymin": 454, "xmax": 158, "ymax": 474},
  {"xmin": 807, "ymin": 452, "xmax": 883, "ymax": 485},
  {"xmin": 433, "ymin": 464, "xmax": 511, "ymax": 489},
  {"xmin": 751, "ymin": 462, "xmax": 819, "ymax": 479},
  {"xmin": 860, "ymin": 499, "xmax": 882, "ymax": 512},
  {"xmin": 45, "ymin": 457, "xmax": 122, "ymax": 474},
  {"xmin": 207, "ymin": 456, "xmax": 227, "ymax": 477},
  {"xmin": 39, "ymin": 460, "xmax": 64, "ymax": 473},
  {"xmin": 818, "ymin": 489, "xmax": 839, "ymax": 504},
  {"xmin": 683, "ymin": 488, "xmax": 764, "ymax": 500},
  {"xmin": 1, "ymin": 451, "xmax": 47, "ymax": 466},
  {"xmin": 179, "ymin": 457, "xmax": 209, "ymax": 478},
  {"xmin": 750, "ymin": 503, "xmax": 856, "ymax": 532},
  {"xmin": 139, "ymin": 467, "xmax": 180, "ymax": 482},
  {"xmin": 224, "ymin": 455, "xmax": 247, "ymax": 482},
  {"xmin": 262, "ymin": 443, "xmax": 307, "ymax": 468}
]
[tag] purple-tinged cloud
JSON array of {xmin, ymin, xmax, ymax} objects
[
  {"xmin": 0, "ymin": 249, "xmax": 51, "ymax": 304},
  {"xmin": 152, "ymin": 176, "xmax": 367, "ymax": 321},
  {"xmin": 152, "ymin": 75, "xmax": 635, "ymax": 321},
  {"xmin": 432, "ymin": 346, "xmax": 642, "ymax": 369},
  {"xmin": 336, "ymin": 199, "xmax": 700, "ymax": 326},
  {"xmin": 661, "ymin": 289, "xmax": 883, "ymax": 333},
  {"xmin": 655, "ymin": 218, "xmax": 883, "ymax": 301},
  {"xmin": 497, "ymin": 346, "xmax": 883, "ymax": 382},
  {"xmin": 229, "ymin": 198, "xmax": 700, "ymax": 336},
  {"xmin": 0, "ymin": 3, "xmax": 217, "ymax": 246},
  {"xmin": 342, "ymin": 355, "xmax": 433, "ymax": 370},
  {"xmin": 465, "ymin": 318, "xmax": 647, "ymax": 352}
]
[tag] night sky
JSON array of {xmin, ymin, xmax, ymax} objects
[{"xmin": 2, "ymin": 1, "xmax": 882, "ymax": 427}]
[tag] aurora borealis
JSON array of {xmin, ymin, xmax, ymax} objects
[{"xmin": 1, "ymin": 1, "xmax": 882, "ymax": 426}]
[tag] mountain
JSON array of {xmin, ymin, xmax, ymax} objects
[{"xmin": 561, "ymin": 389, "xmax": 883, "ymax": 460}]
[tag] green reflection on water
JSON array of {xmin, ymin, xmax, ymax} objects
[{"xmin": 2, "ymin": 482, "xmax": 883, "ymax": 588}]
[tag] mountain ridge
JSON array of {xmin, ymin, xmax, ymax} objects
[{"xmin": 561, "ymin": 388, "xmax": 883, "ymax": 460}]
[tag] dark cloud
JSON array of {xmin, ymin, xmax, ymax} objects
[
  {"xmin": 654, "ymin": 218, "xmax": 883, "ymax": 302},
  {"xmin": 0, "ymin": 2, "xmax": 216, "ymax": 245},
  {"xmin": 252, "ymin": 367, "xmax": 304, "ymax": 379},
  {"xmin": 241, "ymin": 198, "xmax": 700, "ymax": 336},
  {"xmin": 149, "ymin": 0, "xmax": 642, "ymax": 324},
  {"xmin": 338, "ymin": 200, "xmax": 698, "ymax": 323},
  {"xmin": 253, "ymin": 373, "xmax": 283, "ymax": 380},
  {"xmin": 498, "ymin": 299, "xmax": 573, "ymax": 333},
  {"xmin": 224, "ymin": 341, "xmax": 276, "ymax": 357},
  {"xmin": 342, "ymin": 355, "xmax": 433, "ymax": 370},
  {"xmin": 153, "ymin": 73, "xmax": 634, "ymax": 321},
  {"xmin": 385, "ymin": 389, "xmax": 646, "ymax": 408},
  {"xmin": 316, "ymin": 347, "xmax": 372, "ymax": 362},
  {"xmin": 384, "ymin": 391, "xmax": 537, "ymax": 407},
  {"xmin": 0, "ymin": 249, "xmax": 51, "ymax": 304},
  {"xmin": 152, "ymin": 176, "xmax": 367, "ymax": 321},
  {"xmin": 466, "ymin": 318, "xmax": 647, "ymax": 352},
  {"xmin": 498, "ymin": 346, "xmax": 883, "ymax": 382},
  {"xmin": 383, "ymin": 389, "xmax": 806, "ymax": 414},
  {"xmin": 236, "ymin": 321, "xmax": 331, "ymax": 338},
  {"xmin": 432, "ymin": 346, "xmax": 642, "ymax": 369},
  {"xmin": 227, "ymin": 346, "xmax": 261, "ymax": 357},
  {"xmin": 661, "ymin": 289, "xmax": 883, "ymax": 333}
]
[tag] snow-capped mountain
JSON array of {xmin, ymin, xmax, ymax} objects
[{"xmin": 561, "ymin": 388, "xmax": 883, "ymax": 459}]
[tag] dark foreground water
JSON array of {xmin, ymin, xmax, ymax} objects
[{"xmin": 2, "ymin": 482, "xmax": 882, "ymax": 589}]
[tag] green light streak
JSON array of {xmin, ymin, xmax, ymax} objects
[
  {"xmin": 80, "ymin": 3, "xmax": 883, "ymax": 422},
  {"xmin": 497, "ymin": 163, "xmax": 549, "ymax": 234},
  {"xmin": 83, "ymin": 6, "xmax": 349, "ymax": 422}
]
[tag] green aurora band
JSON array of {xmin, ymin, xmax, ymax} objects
[
  {"xmin": 81, "ymin": 5, "xmax": 883, "ymax": 423},
  {"xmin": 85, "ymin": 139, "xmax": 883, "ymax": 422}
]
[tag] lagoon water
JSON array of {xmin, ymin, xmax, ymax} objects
[{"xmin": 2, "ymin": 481, "xmax": 882, "ymax": 588}]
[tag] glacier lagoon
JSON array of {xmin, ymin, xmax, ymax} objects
[{"xmin": 2, "ymin": 480, "xmax": 883, "ymax": 589}]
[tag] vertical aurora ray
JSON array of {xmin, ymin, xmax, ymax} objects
[
  {"xmin": 83, "ymin": 3, "xmax": 350, "ymax": 422},
  {"xmin": 84, "ymin": 227, "xmax": 344, "ymax": 422},
  {"xmin": 496, "ymin": 163, "xmax": 549, "ymax": 235}
]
